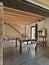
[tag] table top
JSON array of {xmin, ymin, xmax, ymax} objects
[{"xmin": 16, "ymin": 37, "xmax": 36, "ymax": 42}]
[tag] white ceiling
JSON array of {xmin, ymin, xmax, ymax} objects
[
  {"xmin": 32, "ymin": 0, "xmax": 49, "ymax": 7},
  {"xmin": 0, "ymin": 2, "xmax": 3, "ymax": 5},
  {"xmin": 26, "ymin": 0, "xmax": 49, "ymax": 10}
]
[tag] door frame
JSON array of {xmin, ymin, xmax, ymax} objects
[{"xmin": 30, "ymin": 23, "xmax": 38, "ymax": 41}]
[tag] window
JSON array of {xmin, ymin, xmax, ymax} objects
[
  {"xmin": 25, "ymin": 24, "xmax": 29, "ymax": 36},
  {"xmin": 31, "ymin": 26, "xmax": 36, "ymax": 39}
]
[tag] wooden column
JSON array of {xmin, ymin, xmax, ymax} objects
[
  {"xmin": 35, "ymin": 23, "xmax": 38, "ymax": 51},
  {"xmin": 35, "ymin": 23, "xmax": 38, "ymax": 41}
]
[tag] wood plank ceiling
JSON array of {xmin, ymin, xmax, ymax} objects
[
  {"xmin": 4, "ymin": 6, "xmax": 46, "ymax": 25},
  {"xmin": 1, "ymin": 0, "xmax": 49, "ymax": 17}
]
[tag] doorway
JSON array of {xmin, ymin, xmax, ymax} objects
[{"xmin": 31, "ymin": 24, "xmax": 38, "ymax": 40}]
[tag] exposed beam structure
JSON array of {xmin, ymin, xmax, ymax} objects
[
  {"xmin": 0, "ymin": 0, "xmax": 49, "ymax": 17},
  {"xmin": 4, "ymin": 6, "xmax": 46, "ymax": 25}
]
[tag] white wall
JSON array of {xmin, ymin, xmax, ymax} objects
[{"xmin": 44, "ymin": 18, "xmax": 49, "ymax": 47}]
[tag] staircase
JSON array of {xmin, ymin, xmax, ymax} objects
[
  {"xmin": 4, "ymin": 23, "xmax": 25, "ymax": 38},
  {"xmin": 4, "ymin": 23, "xmax": 21, "ymax": 34}
]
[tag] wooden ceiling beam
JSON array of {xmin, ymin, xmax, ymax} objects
[
  {"xmin": 4, "ymin": 20, "xmax": 34, "ymax": 25},
  {"xmin": 4, "ymin": 16, "xmax": 36, "ymax": 24},
  {"xmin": 4, "ymin": 14, "xmax": 40, "ymax": 21},
  {"xmin": 4, "ymin": 11, "xmax": 46, "ymax": 23},
  {"xmin": 4, "ymin": 6, "xmax": 46, "ymax": 18},
  {"xmin": 4, "ymin": 6, "xmax": 46, "ymax": 19},
  {"xmin": 4, "ymin": 11, "xmax": 44, "ymax": 20},
  {"xmin": 4, "ymin": 6, "xmax": 46, "ymax": 24}
]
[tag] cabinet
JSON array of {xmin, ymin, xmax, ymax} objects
[{"xmin": 38, "ymin": 29, "xmax": 47, "ymax": 46}]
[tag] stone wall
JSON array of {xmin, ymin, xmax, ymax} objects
[{"xmin": 0, "ymin": 2, "xmax": 3, "ymax": 65}]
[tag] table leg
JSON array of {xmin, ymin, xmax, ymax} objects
[
  {"xmin": 44, "ymin": 38, "xmax": 46, "ymax": 46},
  {"xmin": 16, "ymin": 39, "xmax": 17, "ymax": 47},
  {"xmin": 20, "ymin": 41, "xmax": 22, "ymax": 54},
  {"xmin": 35, "ymin": 42, "xmax": 38, "ymax": 51},
  {"xmin": 27, "ymin": 41, "xmax": 28, "ymax": 45},
  {"xmin": 35, "ymin": 45, "xmax": 37, "ymax": 51}
]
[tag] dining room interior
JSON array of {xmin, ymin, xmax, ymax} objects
[{"xmin": 0, "ymin": 0, "xmax": 49, "ymax": 65}]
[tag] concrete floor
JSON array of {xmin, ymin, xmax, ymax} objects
[{"xmin": 3, "ymin": 42, "xmax": 49, "ymax": 65}]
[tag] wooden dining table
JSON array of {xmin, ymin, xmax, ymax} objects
[{"xmin": 16, "ymin": 37, "xmax": 37, "ymax": 54}]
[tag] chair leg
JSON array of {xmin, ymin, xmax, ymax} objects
[
  {"xmin": 20, "ymin": 41, "xmax": 22, "ymax": 54},
  {"xmin": 35, "ymin": 43, "xmax": 37, "ymax": 51}
]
